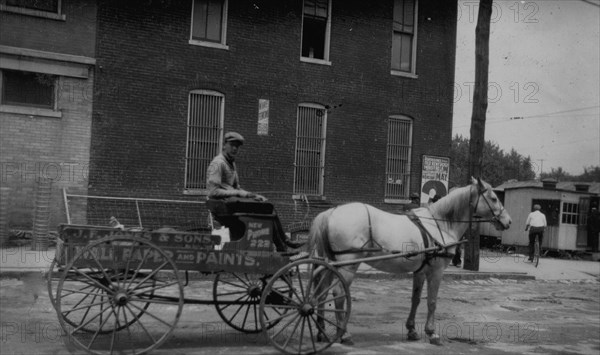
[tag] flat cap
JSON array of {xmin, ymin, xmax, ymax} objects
[{"xmin": 224, "ymin": 132, "xmax": 245, "ymax": 144}]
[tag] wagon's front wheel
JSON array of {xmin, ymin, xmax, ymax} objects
[
  {"xmin": 55, "ymin": 235, "xmax": 184, "ymax": 355},
  {"xmin": 259, "ymin": 259, "xmax": 351, "ymax": 355}
]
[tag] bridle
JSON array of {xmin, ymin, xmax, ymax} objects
[{"xmin": 470, "ymin": 185, "xmax": 505, "ymax": 224}]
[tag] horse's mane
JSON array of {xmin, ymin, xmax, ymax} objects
[{"xmin": 428, "ymin": 182, "xmax": 477, "ymax": 223}]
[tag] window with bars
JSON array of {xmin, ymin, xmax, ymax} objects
[
  {"xmin": 190, "ymin": 0, "xmax": 227, "ymax": 46},
  {"xmin": 185, "ymin": 90, "xmax": 224, "ymax": 193},
  {"xmin": 294, "ymin": 104, "xmax": 327, "ymax": 196},
  {"xmin": 391, "ymin": 0, "xmax": 417, "ymax": 74},
  {"xmin": 385, "ymin": 116, "xmax": 413, "ymax": 202},
  {"xmin": 561, "ymin": 202, "xmax": 579, "ymax": 225},
  {"xmin": 301, "ymin": 0, "xmax": 331, "ymax": 61}
]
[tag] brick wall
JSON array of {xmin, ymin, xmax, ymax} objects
[
  {"xmin": 90, "ymin": 0, "xmax": 457, "ymax": 228},
  {"xmin": 0, "ymin": 74, "xmax": 94, "ymax": 228}
]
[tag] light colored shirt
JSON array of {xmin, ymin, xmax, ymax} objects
[
  {"xmin": 526, "ymin": 210, "xmax": 547, "ymax": 228},
  {"xmin": 206, "ymin": 153, "xmax": 246, "ymax": 198}
]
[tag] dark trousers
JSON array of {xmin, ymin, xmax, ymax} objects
[{"xmin": 528, "ymin": 227, "xmax": 544, "ymax": 259}]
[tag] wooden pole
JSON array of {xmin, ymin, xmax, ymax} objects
[{"xmin": 464, "ymin": 0, "xmax": 493, "ymax": 271}]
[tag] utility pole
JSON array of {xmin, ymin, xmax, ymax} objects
[{"xmin": 464, "ymin": 0, "xmax": 493, "ymax": 271}]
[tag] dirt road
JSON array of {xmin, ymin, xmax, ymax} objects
[{"xmin": 1, "ymin": 275, "xmax": 598, "ymax": 354}]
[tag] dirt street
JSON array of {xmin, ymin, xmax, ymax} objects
[{"xmin": 1, "ymin": 275, "xmax": 599, "ymax": 355}]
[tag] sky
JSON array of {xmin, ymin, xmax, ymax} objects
[{"xmin": 452, "ymin": 0, "xmax": 600, "ymax": 176}]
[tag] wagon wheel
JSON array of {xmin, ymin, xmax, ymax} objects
[
  {"xmin": 47, "ymin": 257, "xmax": 60, "ymax": 308},
  {"xmin": 55, "ymin": 235, "xmax": 184, "ymax": 355},
  {"xmin": 49, "ymin": 257, "xmax": 151, "ymax": 333},
  {"xmin": 259, "ymin": 259, "xmax": 351, "ymax": 355},
  {"xmin": 213, "ymin": 273, "xmax": 293, "ymax": 333}
]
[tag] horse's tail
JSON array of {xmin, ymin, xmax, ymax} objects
[{"xmin": 307, "ymin": 208, "xmax": 336, "ymax": 260}]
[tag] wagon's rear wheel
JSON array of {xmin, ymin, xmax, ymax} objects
[
  {"xmin": 55, "ymin": 236, "xmax": 184, "ymax": 355},
  {"xmin": 259, "ymin": 259, "xmax": 351, "ymax": 355},
  {"xmin": 213, "ymin": 273, "xmax": 292, "ymax": 333}
]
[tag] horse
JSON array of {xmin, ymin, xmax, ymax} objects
[{"xmin": 307, "ymin": 177, "xmax": 511, "ymax": 345}]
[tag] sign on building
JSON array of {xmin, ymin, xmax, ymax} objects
[
  {"xmin": 257, "ymin": 99, "xmax": 269, "ymax": 135},
  {"xmin": 421, "ymin": 155, "xmax": 450, "ymax": 204}
]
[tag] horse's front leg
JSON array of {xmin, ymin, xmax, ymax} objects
[
  {"xmin": 406, "ymin": 270, "xmax": 426, "ymax": 341},
  {"xmin": 424, "ymin": 257, "xmax": 450, "ymax": 345}
]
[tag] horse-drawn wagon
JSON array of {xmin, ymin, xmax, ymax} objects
[{"xmin": 47, "ymin": 178, "xmax": 511, "ymax": 354}]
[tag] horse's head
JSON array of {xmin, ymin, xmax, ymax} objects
[{"xmin": 471, "ymin": 177, "xmax": 512, "ymax": 231}]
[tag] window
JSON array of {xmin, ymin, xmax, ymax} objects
[
  {"xmin": 385, "ymin": 116, "xmax": 413, "ymax": 202},
  {"xmin": 184, "ymin": 90, "xmax": 224, "ymax": 193},
  {"xmin": 1, "ymin": 69, "xmax": 56, "ymax": 109},
  {"xmin": 301, "ymin": 0, "xmax": 331, "ymax": 63},
  {"xmin": 294, "ymin": 104, "xmax": 327, "ymax": 196},
  {"xmin": 561, "ymin": 202, "xmax": 579, "ymax": 225},
  {"xmin": 190, "ymin": 0, "xmax": 228, "ymax": 48},
  {"xmin": 0, "ymin": 0, "xmax": 64, "ymax": 20},
  {"xmin": 391, "ymin": 0, "xmax": 418, "ymax": 75}
]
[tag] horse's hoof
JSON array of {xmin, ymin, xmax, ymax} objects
[
  {"xmin": 429, "ymin": 334, "xmax": 442, "ymax": 346},
  {"xmin": 407, "ymin": 330, "xmax": 420, "ymax": 341}
]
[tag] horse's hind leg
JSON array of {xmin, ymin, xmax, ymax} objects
[{"xmin": 406, "ymin": 270, "xmax": 426, "ymax": 341}]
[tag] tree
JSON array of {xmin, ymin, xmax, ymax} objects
[{"xmin": 449, "ymin": 135, "xmax": 536, "ymax": 187}]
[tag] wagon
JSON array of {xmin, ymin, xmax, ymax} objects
[
  {"xmin": 47, "ymin": 197, "xmax": 476, "ymax": 354},
  {"xmin": 47, "ymin": 199, "xmax": 353, "ymax": 355}
]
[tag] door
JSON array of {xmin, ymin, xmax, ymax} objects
[{"xmin": 577, "ymin": 197, "xmax": 590, "ymax": 248}]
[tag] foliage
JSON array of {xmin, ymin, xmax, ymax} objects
[
  {"xmin": 541, "ymin": 166, "xmax": 600, "ymax": 182},
  {"xmin": 449, "ymin": 135, "xmax": 536, "ymax": 188}
]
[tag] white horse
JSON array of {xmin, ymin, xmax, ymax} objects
[{"xmin": 308, "ymin": 177, "xmax": 511, "ymax": 345}]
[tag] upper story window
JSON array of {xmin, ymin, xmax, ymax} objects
[
  {"xmin": 385, "ymin": 115, "xmax": 413, "ymax": 202},
  {"xmin": 184, "ymin": 90, "xmax": 224, "ymax": 194},
  {"xmin": 1, "ymin": 69, "xmax": 56, "ymax": 109},
  {"xmin": 0, "ymin": 0, "xmax": 65, "ymax": 20},
  {"xmin": 301, "ymin": 0, "xmax": 332, "ymax": 64},
  {"xmin": 391, "ymin": 0, "xmax": 418, "ymax": 77},
  {"xmin": 293, "ymin": 103, "xmax": 327, "ymax": 197},
  {"xmin": 190, "ymin": 0, "xmax": 228, "ymax": 49}
]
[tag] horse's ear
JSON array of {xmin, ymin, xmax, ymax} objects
[
  {"xmin": 470, "ymin": 176, "xmax": 478, "ymax": 185},
  {"xmin": 471, "ymin": 176, "xmax": 485, "ymax": 190}
]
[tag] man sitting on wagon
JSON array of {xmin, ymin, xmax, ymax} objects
[{"xmin": 206, "ymin": 132, "xmax": 289, "ymax": 252}]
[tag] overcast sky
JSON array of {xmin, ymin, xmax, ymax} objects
[{"xmin": 452, "ymin": 0, "xmax": 600, "ymax": 176}]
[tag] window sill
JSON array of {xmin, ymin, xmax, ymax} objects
[
  {"xmin": 183, "ymin": 189, "xmax": 209, "ymax": 196},
  {"xmin": 300, "ymin": 57, "xmax": 332, "ymax": 66},
  {"xmin": 0, "ymin": 5, "xmax": 66, "ymax": 21},
  {"xmin": 391, "ymin": 70, "xmax": 418, "ymax": 79},
  {"xmin": 292, "ymin": 194, "xmax": 327, "ymax": 201},
  {"xmin": 385, "ymin": 199, "xmax": 410, "ymax": 204},
  {"xmin": 188, "ymin": 39, "xmax": 229, "ymax": 50},
  {"xmin": 0, "ymin": 104, "xmax": 62, "ymax": 118}
]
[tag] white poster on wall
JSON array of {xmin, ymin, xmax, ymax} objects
[
  {"xmin": 257, "ymin": 99, "xmax": 269, "ymax": 135},
  {"xmin": 421, "ymin": 155, "xmax": 450, "ymax": 205}
]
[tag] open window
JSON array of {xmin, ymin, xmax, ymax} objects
[{"xmin": 301, "ymin": 0, "xmax": 331, "ymax": 63}]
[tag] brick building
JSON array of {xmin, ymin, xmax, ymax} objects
[
  {"xmin": 87, "ymin": 0, "xmax": 458, "ymax": 231},
  {"xmin": 2, "ymin": 0, "xmax": 458, "ymax": 232},
  {"xmin": 0, "ymin": 0, "xmax": 97, "ymax": 228}
]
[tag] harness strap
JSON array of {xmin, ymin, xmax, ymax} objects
[{"xmin": 407, "ymin": 211, "xmax": 455, "ymax": 274}]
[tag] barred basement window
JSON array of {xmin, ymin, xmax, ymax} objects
[
  {"xmin": 385, "ymin": 116, "xmax": 413, "ymax": 202},
  {"xmin": 185, "ymin": 90, "xmax": 224, "ymax": 193},
  {"xmin": 561, "ymin": 202, "xmax": 579, "ymax": 225},
  {"xmin": 294, "ymin": 104, "xmax": 327, "ymax": 196},
  {"xmin": 391, "ymin": 0, "xmax": 418, "ymax": 75}
]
